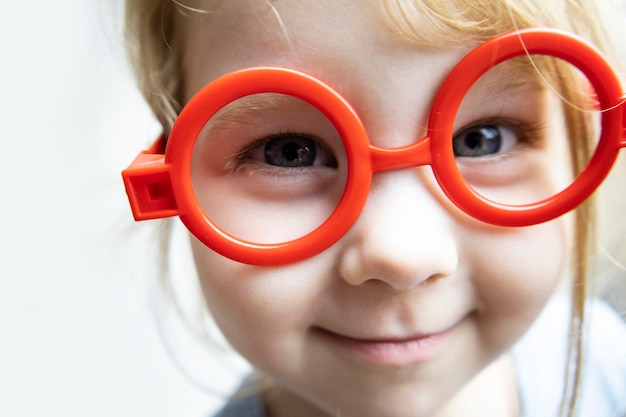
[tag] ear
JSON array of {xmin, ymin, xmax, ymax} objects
[{"xmin": 122, "ymin": 153, "xmax": 178, "ymax": 220}]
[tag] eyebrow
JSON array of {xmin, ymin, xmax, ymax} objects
[
  {"xmin": 471, "ymin": 57, "xmax": 549, "ymax": 100},
  {"xmin": 210, "ymin": 94, "xmax": 302, "ymax": 128}
]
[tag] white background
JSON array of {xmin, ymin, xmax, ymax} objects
[
  {"xmin": 0, "ymin": 1, "xmax": 235, "ymax": 416},
  {"xmin": 1, "ymin": 1, "xmax": 625, "ymax": 417}
]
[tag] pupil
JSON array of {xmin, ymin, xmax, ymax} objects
[
  {"xmin": 264, "ymin": 136, "xmax": 317, "ymax": 167},
  {"xmin": 465, "ymin": 132, "xmax": 483, "ymax": 150},
  {"xmin": 283, "ymin": 142, "xmax": 306, "ymax": 162}
]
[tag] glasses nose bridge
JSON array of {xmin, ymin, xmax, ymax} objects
[{"xmin": 369, "ymin": 136, "xmax": 433, "ymax": 173}]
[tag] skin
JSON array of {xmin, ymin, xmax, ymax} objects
[{"xmin": 183, "ymin": 1, "xmax": 573, "ymax": 416}]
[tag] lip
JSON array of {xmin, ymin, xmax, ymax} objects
[{"xmin": 316, "ymin": 326, "xmax": 454, "ymax": 367}]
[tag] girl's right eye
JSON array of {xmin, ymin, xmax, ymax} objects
[{"xmin": 247, "ymin": 133, "xmax": 338, "ymax": 169}]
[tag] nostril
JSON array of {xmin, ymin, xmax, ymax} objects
[{"xmin": 418, "ymin": 272, "xmax": 445, "ymax": 285}]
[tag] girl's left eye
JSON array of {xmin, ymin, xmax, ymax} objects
[
  {"xmin": 249, "ymin": 134, "xmax": 338, "ymax": 168},
  {"xmin": 452, "ymin": 125, "xmax": 518, "ymax": 157}
]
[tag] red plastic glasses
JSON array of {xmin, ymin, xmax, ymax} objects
[{"xmin": 122, "ymin": 28, "xmax": 626, "ymax": 265}]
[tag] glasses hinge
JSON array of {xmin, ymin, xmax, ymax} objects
[{"xmin": 122, "ymin": 153, "xmax": 178, "ymax": 221}]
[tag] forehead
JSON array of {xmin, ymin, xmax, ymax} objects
[
  {"xmin": 179, "ymin": 0, "xmax": 476, "ymax": 110},
  {"xmin": 182, "ymin": 1, "xmax": 396, "ymax": 72},
  {"xmin": 178, "ymin": 0, "xmax": 554, "ymax": 62}
]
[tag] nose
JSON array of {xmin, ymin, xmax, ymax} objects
[{"xmin": 338, "ymin": 169, "xmax": 459, "ymax": 290}]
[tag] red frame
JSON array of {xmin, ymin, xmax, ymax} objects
[{"xmin": 122, "ymin": 28, "xmax": 626, "ymax": 265}]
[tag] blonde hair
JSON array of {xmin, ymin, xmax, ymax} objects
[{"xmin": 124, "ymin": 1, "xmax": 625, "ymax": 416}]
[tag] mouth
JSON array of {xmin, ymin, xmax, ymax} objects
[{"xmin": 314, "ymin": 325, "xmax": 455, "ymax": 367}]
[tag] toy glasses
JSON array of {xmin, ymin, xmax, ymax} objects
[{"xmin": 122, "ymin": 28, "xmax": 626, "ymax": 266}]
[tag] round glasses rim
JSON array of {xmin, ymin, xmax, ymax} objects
[{"xmin": 429, "ymin": 27, "xmax": 624, "ymax": 226}]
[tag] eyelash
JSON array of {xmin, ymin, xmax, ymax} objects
[
  {"xmin": 455, "ymin": 116, "xmax": 547, "ymax": 147},
  {"xmin": 225, "ymin": 131, "xmax": 332, "ymax": 175}
]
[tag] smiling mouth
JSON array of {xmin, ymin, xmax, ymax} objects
[{"xmin": 315, "ymin": 326, "xmax": 454, "ymax": 367}]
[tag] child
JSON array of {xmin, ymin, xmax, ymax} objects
[{"xmin": 122, "ymin": 0, "xmax": 626, "ymax": 416}]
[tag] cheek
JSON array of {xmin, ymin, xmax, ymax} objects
[
  {"xmin": 189, "ymin": 236, "xmax": 329, "ymax": 368},
  {"xmin": 465, "ymin": 218, "xmax": 570, "ymax": 346}
]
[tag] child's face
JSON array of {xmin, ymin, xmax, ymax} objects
[{"xmin": 185, "ymin": 1, "xmax": 571, "ymax": 416}]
